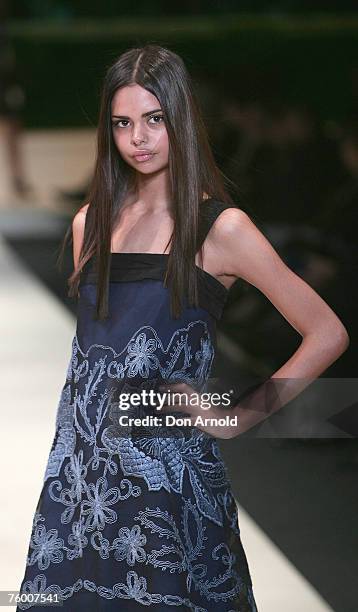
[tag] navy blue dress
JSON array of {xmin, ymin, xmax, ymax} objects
[{"xmin": 17, "ymin": 199, "xmax": 258, "ymax": 611}]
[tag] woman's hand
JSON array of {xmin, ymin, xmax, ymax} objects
[{"xmin": 157, "ymin": 382, "xmax": 240, "ymax": 439}]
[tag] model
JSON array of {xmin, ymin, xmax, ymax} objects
[{"xmin": 16, "ymin": 44, "xmax": 349, "ymax": 611}]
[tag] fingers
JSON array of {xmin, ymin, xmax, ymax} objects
[{"xmin": 158, "ymin": 382, "xmax": 191, "ymax": 412}]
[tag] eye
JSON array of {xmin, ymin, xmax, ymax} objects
[
  {"xmin": 112, "ymin": 119, "xmax": 128, "ymax": 128},
  {"xmin": 148, "ymin": 114, "xmax": 164, "ymax": 124}
]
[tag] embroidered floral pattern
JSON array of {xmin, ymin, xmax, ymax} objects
[
  {"xmin": 112, "ymin": 525, "xmax": 147, "ymax": 565},
  {"xmin": 27, "ymin": 515, "xmax": 64, "ymax": 571},
  {"xmin": 125, "ymin": 331, "xmax": 160, "ymax": 377},
  {"xmin": 18, "ymin": 315, "xmax": 257, "ymax": 611}
]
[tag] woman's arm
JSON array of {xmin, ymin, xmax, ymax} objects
[
  {"xmin": 212, "ymin": 208, "xmax": 350, "ymax": 436},
  {"xmin": 72, "ymin": 203, "xmax": 89, "ymax": 272}
]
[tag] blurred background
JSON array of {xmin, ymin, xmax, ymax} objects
[{"xmin": 0, "ymin": 2, "xmax": 357, "ymax": 611}]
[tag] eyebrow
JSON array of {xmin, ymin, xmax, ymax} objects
[{"xmin": 111, "ymin": 108, "xmax": 162, "ymax": 119}]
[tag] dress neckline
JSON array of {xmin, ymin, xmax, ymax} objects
[{"xmin": 109, "ymin": 251, "xmax": 229, "ymax": 296}]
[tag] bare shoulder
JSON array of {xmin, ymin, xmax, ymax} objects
[
  {"xmin": 208, "ymin": 205, "xmax": 275, "ymax": 280},
  {"xmin": 79, "ymin": 202, "xmax": 90, "ymax": 214},
  {"xmin": 208, "ymin": 206, "xmax": 254, "ymax": 250},
  {"xmin": 72, "ymin": 203, "xmax": 90, "ymax": 270},
  {"xmin": 72, "ymin": 203, "xmax": 90, "ymax": 241},
  {"xmin": 72, "ymin": 203, "xmax": 89, "ymax": 229},
  {"xmin": 210, "ymin": 206, "xmax": 251, "ymax": 238}
]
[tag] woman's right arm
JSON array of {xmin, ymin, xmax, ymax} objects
[{"xmin": 72, "ymin": 203, "xmax": 89, "ymax": 272}]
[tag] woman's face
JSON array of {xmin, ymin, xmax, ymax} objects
[{"xmin": 111, "ymin": 84, "xmax": 169, "ymax": 174}]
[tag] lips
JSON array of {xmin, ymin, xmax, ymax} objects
[{"xmin": 132, "ymin": 152, "xmax": 155, "ymax": 162}]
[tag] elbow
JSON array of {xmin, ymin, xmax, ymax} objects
[
  {"xmin": 327, "ymin": 322, "xmax": 350, "ymax": 357},
  {"xmin": 337, "ymin": 325, "xmax": 350, "ymax": 353},
  {"xmin": 304, "ymin": 320, "xmax": 350, "ymax": 359}
]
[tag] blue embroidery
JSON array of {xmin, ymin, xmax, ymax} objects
[
  {"xmin": 44, "ymin": 321, "xmax": 215, "ymax": 485},
  {"xmin": 18, "ymin": 319, "xmax": 258, "ymax": 611},
  {"xmin": 17, "ymin": 571, "xmax": 224, "ymax": 611},
  {"xmin": 18, "ymin": 570, "xmax": 257, "ymax": 611},
  {"xmin": 68, "ymin": 321, "xmax": 215, "ymax": 383},
  {"xmin": 26, "ymin": 514, "xmax": 64, "ymax": 571}
]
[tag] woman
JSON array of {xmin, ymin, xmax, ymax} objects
[{"xmin": 17, "ymin": 44, "xmax": 349, "ymax": 611}]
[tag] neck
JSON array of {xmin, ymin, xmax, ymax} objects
[{"xmin": 130, "ymin": 167, "xmax": 172, "ymax": 213}]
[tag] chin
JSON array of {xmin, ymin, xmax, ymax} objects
[
  {"xmin": 138, "ymin": 166, "xmax": 167, "ymax": 175},
  {"xmin": 132, "ymin": 162, "xmax": 168, "ymax": 174}
]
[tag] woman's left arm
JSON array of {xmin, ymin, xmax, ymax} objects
[
  {"xmin": 159, "ymin": 208, "xmax": 349, "ymax": 438},
  {"xmin": 214, "ymin": 208, "xmax": 350, "ymax": 435}
]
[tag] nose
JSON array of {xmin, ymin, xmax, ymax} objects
[{"xmin": 131, "ymin": 123, "xmax": 147, "ymax": 145}]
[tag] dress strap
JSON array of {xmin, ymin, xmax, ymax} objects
[{"xmin": 196, "ymin": 198, "xmax": 238, "ymax": 252}]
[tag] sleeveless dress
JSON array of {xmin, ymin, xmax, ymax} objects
[{"xmin": 16, "ymin": 198, "xmax": 258, "ymax": 612}]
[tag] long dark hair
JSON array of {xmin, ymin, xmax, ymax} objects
[{"xmin": 57, "ymin": 43, "xmax": 236, "ymax": 320}]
